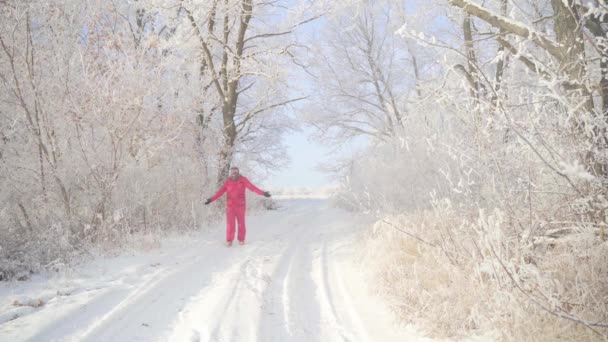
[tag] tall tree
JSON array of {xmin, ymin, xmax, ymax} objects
[
  {"xmin": 448, "ymin": 0, "xmax": 607, "ymax": 176},
  {"xmin": 179, "ymin": 0, "xmax": 312, "ymax": 183},
  {"xmin": 307, "ymin": 1, "xmax": 412, "ymax": 144}
]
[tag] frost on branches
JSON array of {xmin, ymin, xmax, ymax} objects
[
  {"xmin": 0, "ymin": 0, "xmax": 303, "ymax": 280},
  {"xmin": 310, "ymin": 0, "xmax": 608, "ymax": 339}
]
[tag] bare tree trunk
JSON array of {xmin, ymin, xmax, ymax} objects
[
  {"xmin": 462, "ymin": 14, "xmax": 482, "ymax": 145},
  {"xmin": 583, "ymin": 7, "xmax": 608, "ymax": 177},
  {"xmin": 216, "ymin": 0, "xmax": 252, "ymax": 183},
  {"xmin": 463, "ymin": 14, "xmax": 479, "ymax": 99},
  {"xmin": 0, "ymin": 10, "xmax": 74, "ymax": 217},
  {"xmin": 184, "ymin": 0, "xmax": 308, "ymax": 182},
  {"xmin": 550, "ymin": 0, "xmax": 586, "ymax": 84},
  {"xmin": 549, "ymin": 0, "xmax": 593, "ymax": 111},
  {"xmin": 184, "ymin": 0, "xmax": 253, "ymax": 184},
  {"xmin": 449, "ymin": 0, "xmax": 604, "ymax": 175},
  {"xmin": 551, "ymin": 0, "xmax": 606, "ymax": 178},
  {"xmin": 194, "ymin": 0, "xmax": 220, "ymax": 179},
  {"xmin": 406, "ymin": 39, "xmax": 430, "ymax": 127},
  {"xmin": 357, "ymin": 15, "xmax": 404, "ymax": 134},
  {"xmin": 491, "ymin": 0, "xmax": 508, "ymax": 113},
  {"xmin": 406, "ymin": 40, "xmax": 422, "ymax": 99},
  {"xmin": 18, "ymin": 202, "xmax": 34, "ymax": 232}
]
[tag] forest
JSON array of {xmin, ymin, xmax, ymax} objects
[{"xmin": 1, "ymin": 0, "xmax": 607, "ymax": 339}]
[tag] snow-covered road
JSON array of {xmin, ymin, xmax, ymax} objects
[{"xmin": 0, "ymin": 199, "xmax": 429, "ymax": 341}]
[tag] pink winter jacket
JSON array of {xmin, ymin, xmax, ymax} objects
[{"xmin": 209, "ymin": 176, "xmax": 265, "ymax": 208}]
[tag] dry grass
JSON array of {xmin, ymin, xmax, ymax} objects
[{"xmin": 362, "ymin": 210, "xmax": 608, "ymax": 341}]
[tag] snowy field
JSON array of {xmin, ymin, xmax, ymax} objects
[{"xmin": 0, "ymin": 199, "xmax": 431, "ymax": 342}]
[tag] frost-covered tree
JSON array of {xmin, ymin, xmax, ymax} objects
[
  {"xmin": 306, "ymin": 0, "xmax": 416, "ymax": 142},
  {"xmin": 309, "ymin": 0, "xmax": 608, "ymax": 338},
  {"xmin": 0, "ymin": 0, "xmax": 321, "ymax": 280},
  {"xmin": 155, "ymin": 0, "xmax": 316, "ymax": 183},
  {"xmin": 0, "ymin": 1, "xmax": 193, "ymax": 277}
]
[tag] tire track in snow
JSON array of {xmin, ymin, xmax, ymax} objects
[
  {"xmin": 257, "ymin": 223, "xmax": 321, "ymax": 342},
  {"xmin": 311, "ymin": 209, "xmax": 374, "ymax": 342},
  {"xmin": 206, "ymin": 256, "xmax": 272, "ymax": 342},
  {"xmin": 257, "ymin": 201, "xmax": 363, "ymax": 342},
  {"xmin": 323, "ymin": 241, "xmax": 373, "ymax": 342},
  {"xmin": 166, "ymin": 241, "xmax": 280, "ymax": 342},
  {"xmin": 165, "ymin": 207, "xmax": 298, "ymax": 342},
  {"xmin": 42, "ymin": 239, "xmax": 266, "ymax": 341},
  {"xmin": 168, "ymin": 200, "xmax": 322, "ymax": 342},
  {"xmin": 13, "ymin": 199, "xmax": 424, "ymax": 342},
  {"xmin": 26, "ymin": 245, "xmax": 208, "ymax": 341},
  {"xmin": 316, "ymin": 240, "xmax": 355, "ymax": 342}
]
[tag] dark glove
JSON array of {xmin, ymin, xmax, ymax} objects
[
  {"xmin": 204, "ymin": 198, "xmax": 211, "ymax": 205},
  {"xmin": 263, "ymin": 191, "xmax": 271, "ymax": 198}
]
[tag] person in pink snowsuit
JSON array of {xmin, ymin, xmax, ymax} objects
[{"xmin": 204, "ymin": 167, "xmax": 271, "ymax": 246}]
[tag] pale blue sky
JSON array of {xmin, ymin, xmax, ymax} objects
[
  {"xmin": 259, "ymin": 8, "xmax": 333, "ymax": 190},
  {"xmin": 263, "ymin": 0, "xmax": 428, "ymax": 190},
  {"xmin": 262, "ymin": 126, "xmax": 333, "ymax": 189}
]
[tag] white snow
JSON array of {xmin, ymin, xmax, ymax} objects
[
  {"xmin": 558, "ymin": 160, "xmax": 596, "ymax": 181},
  {"xmin": 0, "ymin": 199, "xmax": 430, "ymax": 342}
]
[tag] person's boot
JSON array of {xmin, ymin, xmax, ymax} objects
[
  {"xmin": 226, "ymin": 240, "xmax": 233, "ymax": 247},
  {"xmin": 238, "ymin": 240, "xmax": 245, "ymax": 245}
]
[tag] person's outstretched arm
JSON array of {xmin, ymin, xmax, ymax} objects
[
  {"xmin": 242, "ymin": 177, "xmax": 271, "ymax": 197},
  {"xmin": 205, "ymin": 182, "xmax": 227, "ymax": 204}
]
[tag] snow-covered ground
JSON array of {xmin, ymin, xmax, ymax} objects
[{"xmin": 0, "ymin": 199, "xmax": 432, "ymax": 342}]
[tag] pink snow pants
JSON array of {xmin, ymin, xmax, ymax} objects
[{"xmin": 226, "ymin": 205, "xmax": 246, "ymax": 242}]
